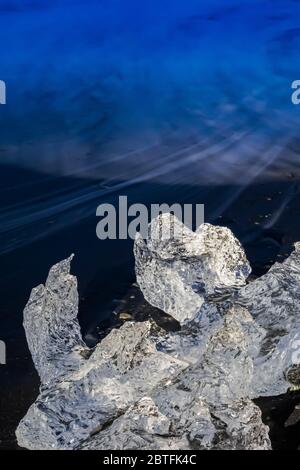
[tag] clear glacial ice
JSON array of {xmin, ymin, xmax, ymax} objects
[
  {"xmin": 134, "ymin": 213, "xmax": 251, "ymax": 324},
  {"xmin": 16, "ymin": 214, "xmax": 300, "ymax": 450}
]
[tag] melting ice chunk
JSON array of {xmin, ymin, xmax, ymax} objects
[
  {"xmin": 237, "ymin": 243, "xmax": 300, "ymax": 397},
  {"xmin": 16, "ymin": 218, "xmax": 300, "ymax": 450},
  {"xmin": 22, "ymin": 255, "xmax": 87, "ymax": 384},
  {"xmin": 134, "ymin": 213, "xmax": 251, "ymax": 324}
]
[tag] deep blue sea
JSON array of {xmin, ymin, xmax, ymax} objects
[{"xmin": 1, "ymin": 2, "xmax": 300, "ymax": 446}]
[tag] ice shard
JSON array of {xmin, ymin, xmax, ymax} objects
[
  {"xmin": 134, "ymin": 213, "xmax": 251, "ymax": 324},
  {"xmin": 236, "ymin": 242, "xmax": 300, "ymax": 396},
  {"xmin": 22, "ymin": 255, "xmax": 87, "ymax": 384},
  {"xmin": 80, "ymin": 304, "xmax": 271, "ymax": 450},
  {"xmin": 80, "ymin": 396, "xmax": 270, "ymax": 451},
  {"xmin": 149, "ymin": 304, "xmax": 271, "ymax": 450}
]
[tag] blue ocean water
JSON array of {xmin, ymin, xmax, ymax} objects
[{"xmin": 1, "ymin": 0, "xmax": 300, "ymax": 184}]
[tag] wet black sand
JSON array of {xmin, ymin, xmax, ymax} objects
[{"xmin": 1, "ymin": 164, "xmax": 300, "ymax": 449}]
